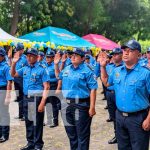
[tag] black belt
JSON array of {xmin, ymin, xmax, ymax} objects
[
  {"xmin": 24, "ymin": 94, "xmax": 42, "ymax": 99},
  {"xmin": 106, "ymin": 89, "xmax": 114, "ymax": 93},
  {"xmin": 65, "ymin": 97, "xmax": 90, "ymax": 104},
  {"xmin": 117, "ymin": 108, "xmax": 149, "ymax": 117}
]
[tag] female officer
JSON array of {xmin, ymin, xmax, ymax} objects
[
  {"xmin": 54, "ymin": 48, "xmax": 98, "ymax": 150},
  {"xmin": 45, "ymin": 50, "xmax": 60, "ymax": 127},
  {"xmin": 0, "ymin": 47, "xmax": 13, "ymax": 143}
]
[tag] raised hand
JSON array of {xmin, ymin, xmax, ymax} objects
[
  {"xmin": 12, "ymin": 51, "xmax": 20, "ymax": 63},
  {"xmin": 61, "ymin": 53, "xmax": 67, "ymax": 63},
  {"xmin": 54, "ymin": 53, "xmax": 61, "ymax": 65},
  {"xmin": 97, "ymin": 52, "xmax": 108, "ymax": 67}
]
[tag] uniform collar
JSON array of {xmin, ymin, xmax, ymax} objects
[
  {"xmin": 71, "ymin": 62, "xmax": 84, "ymax": 70},
  {"xmin": 121, "ymin": 62, "xmax": 140, "ymax": 72},
  {"xmin": 28, "ymin": 62, "xmax": 39, "ymax": 68},
  {"xmin": 114, "ymin": 61, "xmax": 124, "ymax": 67},
  {"xmin": 47, "ymin": 61, "xmax": 54, "ymax": 66}
]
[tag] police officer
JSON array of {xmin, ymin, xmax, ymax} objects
[
  {"xmin": 38, "ymin": 51, "xmax": 46, "ymax": 67},
  {"xmin": 85, "ymin": 54, "xmax": 95, "ymax": 71},
  {"xmin": 104, "ymin": 48, "xmax": 123, "ymax": 144},
  {"xmin": 11, "ymin": 48, "xmax": 50, "ymax": 150},
  {"xmin": 0, "ymin": 47, "xmax": 13, "ymax": 143},
  {"xmin": 54, "ymin": 48, "xmax": 98, "ymax": 150},
  {"xmin": 45, "ymin": 50, "xmax": 60, "ymax": 127},
  {"xmin": 13, "ymin": 43, "xmax": 28, "ymax": 121},
  {"xmin": 100, "ymin": 40, "xmax": 150, "ymax": 150},
  {"xmin": 60, "ymin": 50, "xmax": 72, "ymax": 69}
]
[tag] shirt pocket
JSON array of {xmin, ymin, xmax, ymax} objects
[
  {"xmin": 30, "ymin": 73, "xmax": 40, "ymax": 82},
  {"xmin": 78, "ymin": 74, "xmax": 85, "ymax": 80},
  {"xmin": 135, "ymin": 80, "xmax": 145, "ymax": 88},
  {"xmin": 113, "ymin": 79, "xmax": 121, "ymax": 90}
]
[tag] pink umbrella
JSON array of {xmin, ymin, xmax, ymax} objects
[{"xmin": 82, "ymin": 34, "xmax": 120, "ymax": 50}]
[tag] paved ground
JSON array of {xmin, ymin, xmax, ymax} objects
[{"xmin": 0, "ymin": 82, "xmax": 117, "ymax": 150}]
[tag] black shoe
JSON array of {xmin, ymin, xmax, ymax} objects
[
  {"xmin": 0, "ymin": 136, "xmax": 8, "ymax": 143},
  {"xmin": 108, "ymin": 137, "xmax": 117, "ymax": 144},
  {"xmin": 104, "ymin": 106, "xmax": 108, "ymax": 109},
  {"xmin": 20, "ymin": 117, "xmax": 25, "ymax": 121},
  {"xmin": 14, "ymin": 116, "xmax": 21, "ymax": 119},
  {"xmin": 106, "ymin": 118, "xmax": 113, "ymax": 122},
  {"xmin": 20, "ymin": 145, "xmax": 34, "ymax": 150},
  {"xmin": 49, "ymin": 123, "xmax": 58, "ymax": 128},
  {"xmin": 101, "ymin": 91, "xmax": 104, "ymax": 94}
]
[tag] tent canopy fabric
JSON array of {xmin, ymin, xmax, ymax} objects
[
  {"xmin": 0, "ymin": 28, "xmax": 28, "ymax": 42},
  {"xmin": 20, "ymin": 26, "xmax": 94, "ymax": 48},
  {"xmin": 82, "ymin": 34, "xmax": 120, "ymax": 50}
]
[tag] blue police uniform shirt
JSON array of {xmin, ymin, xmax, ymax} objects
[
  {"xmin": 46, "ymin": 61, "xmax": 57, "ymax": 83},
  {"xmin": 106, "ymin": 62, "xmax": 123, "ymax": 91},
  {"xmin": 14, "ymin": 54, "xmax": 28, "ymax": 83},
  {"xmin": 65, "ymin": 58, "xmax": 72, "ymax": 67},
  {"xmin": 89, "ymin": 55, "xmax": 96, "ymax": 67},
  {"xmin": 85, "ymin": 62, "xmax": 95, "ymax": 72},
  {"xmin": 0, "ymin": 60, "xmax": 13, "ymax": 87},
  {"xmin": 16, "ymin": 54, "xmax": 28, "ymax": 70},
  {"xmin": 17, "ymin": 62, "xmax": 50, "ymax": 95},
  {"xmin": 139, "ymin": 58, "xmax": 148, "ymax": 66},
  {"xmin": 38, "ymin": 59, "xmax": 47, "ymax": 68},
  {"xmin": 108, "ymin": 62, "xmax": 150, "ymax": 113},
  {"xmin": 94, "ymin": 62, "xmax": 100, "ymax": 78},
  {"xmin": 59, "ymin": 62, "xmax": 98, "ymax": 99}
]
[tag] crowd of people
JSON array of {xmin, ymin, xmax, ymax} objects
[{"xmin": 0, "ymin": 39, "xmax": 150, "ymax": 150}]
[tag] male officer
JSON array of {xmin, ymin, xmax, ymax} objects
[
  {"xmin": 105, "ymin": 48, "xmax": 123, "ymax": 144},
  {"xmin": 100, "ymin": 40, "xmax": 150, "ymax": 150},
  {"xmin": 11, "ymin": 48, "xmax": 50, "ymax": 150},
  {"xmin": 0, "ymin": 47, "xmax": 13, "ymax": 143},
  {"xmin": 54, "ymin": 48, "xmax": 98, "ymax": 150},
  {"xmin": 45, "ymin": 50, "xmax": 60, "ymax": 128},
  {"xmin": 13, "ymin": 43, "xmax": 28, "ymax": 121}
]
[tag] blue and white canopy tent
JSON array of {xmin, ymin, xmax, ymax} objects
[{"xmin": 19, "ymin": 26, "xmax": 94, "ymax": 48}]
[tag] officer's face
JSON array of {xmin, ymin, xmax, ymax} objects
[
  {"xmin": 46, "ymin": 56, "xmax": 54, "ymax": 63},
  {"xmin": 112, "ymin": 53, "xmax": 122, "ymax": 63},
  {"xmin": 122, "ymin": 48, "xmax": 139, "ymax": 63},
  {"xmin": 146, "ymin": 52, "xmax": 150, "ymax": 59},
  {"xmin": 27, "ymin": 54, "xmax": 38, "ymax": 64},
  {"xmin": 38, "ymin": 55, "xmax": 44, "ymax": 61},
  {"xmin": 0, "ymin": 55, "xmax": 4, "ymax": 62},
  {"xmin": 85, "ymin": 58, "xmax": 90, "ymax": 63},
  {"xmin": 71, "ymin": 54, "xmax": 84, "ymax": 65}
]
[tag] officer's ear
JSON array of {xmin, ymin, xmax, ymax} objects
[
  {"xmin": 138, "ymin": 52, "xmax": 141, "ymax": 58},
  {"xmin": 81, "ymin": 56, "xmax": 85, "ymax": 62}
]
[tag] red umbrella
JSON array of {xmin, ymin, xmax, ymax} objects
[{"xmin": 83, "ymin": 34, "xmax": 120, "ymax": 50}]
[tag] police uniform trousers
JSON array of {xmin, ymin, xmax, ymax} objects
[
  {"xmin": 23, "ymin": 95, "xmax": 44, "ymax": 149},
  {"xmin": 0, "ymin": 86, "xmax": 10, "ymax": 139},
  {"xmin": 106, "ymin": 90, "xmax": 116, "ymax": 134},
  {"xmin": 61, "ymin": 98, "xmax": 92, "ymax": 150},
  {"xmin": 14, "ymin": 77, "xmax": 24, "ymax": 118},
  {"xmin": 46, "ymin": 82, "xmax": 60, "ymax": 126},
  {"xmin": 116, "ymin": 109, "xmax": 149, "ymax": 150}
]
